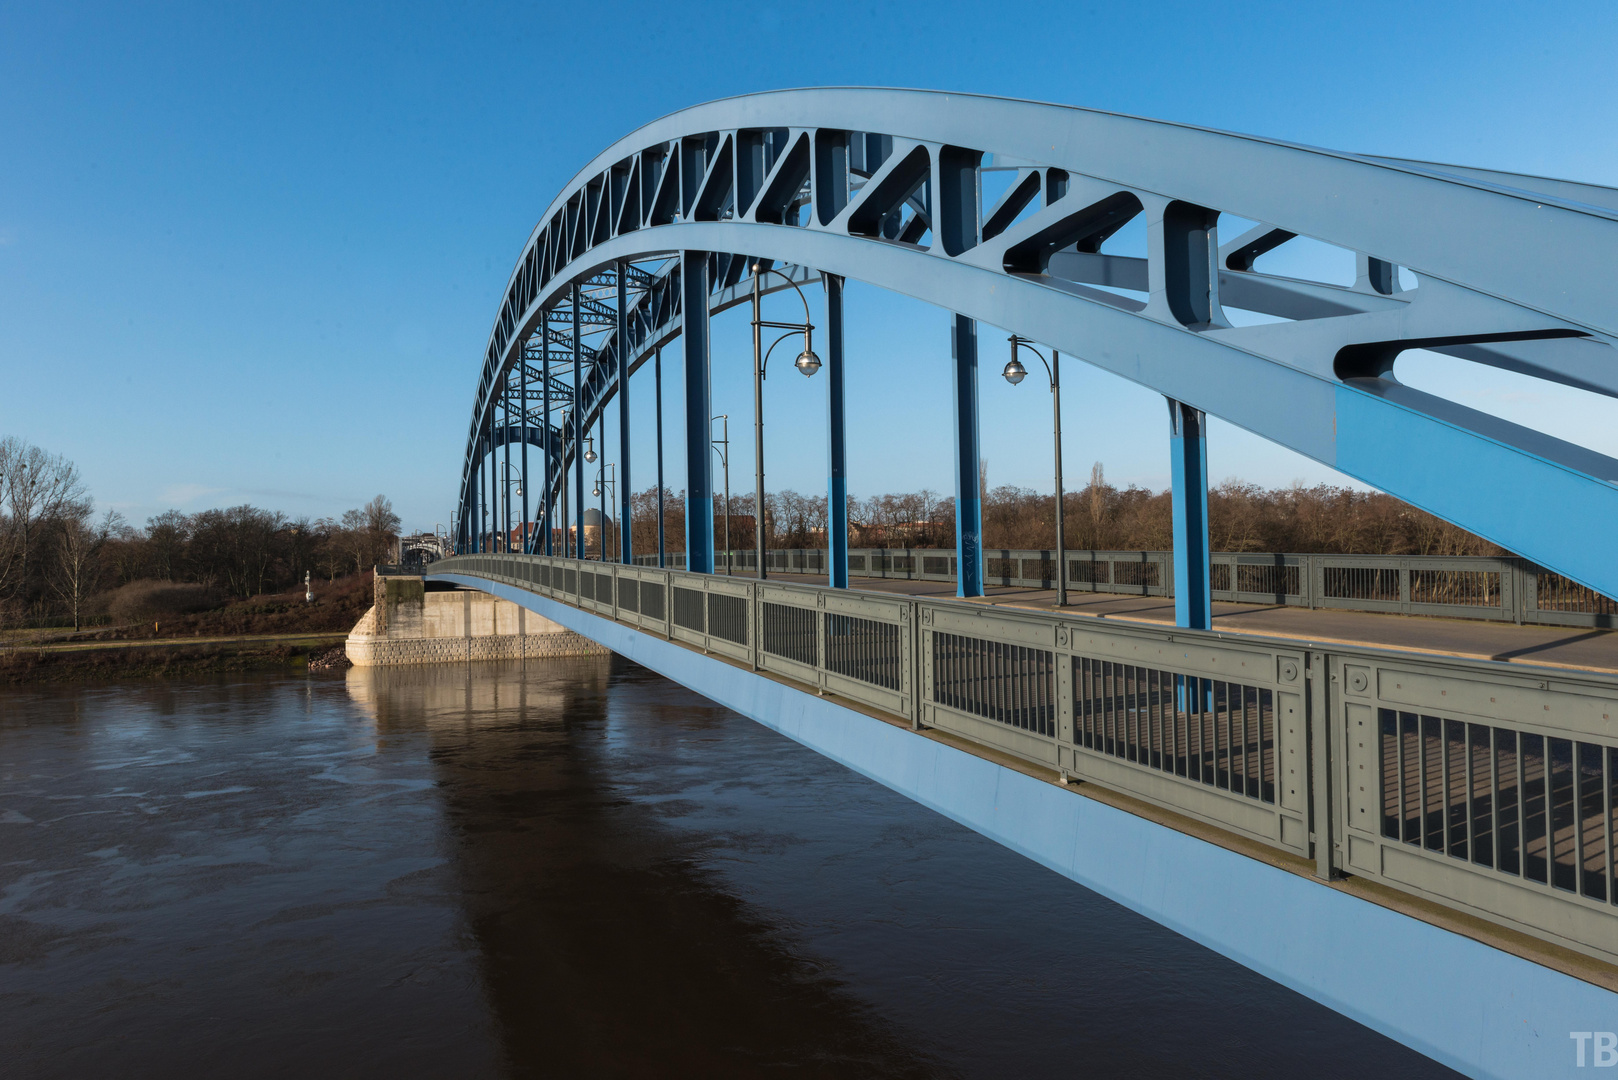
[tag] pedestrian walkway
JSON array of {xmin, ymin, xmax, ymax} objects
[{"xmin": 759, "ymin": 572, "xmax": 1618, "ymax": 674}]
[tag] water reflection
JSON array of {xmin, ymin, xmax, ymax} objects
[
  {"xmin": 347, "ymin": 658, "xmax": 945, "ymax": 1077},
  {"xmin": 0, "ymin": 660, "xmax": 1459, "ymax": 1079}
]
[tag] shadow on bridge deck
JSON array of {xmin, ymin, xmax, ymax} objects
[{"xmin": 756, "ymin": 572, "xmax": 1618, "ymax": 674}]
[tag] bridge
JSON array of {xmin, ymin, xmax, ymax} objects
[{"xmin": 431, "ymin": 90, "xmax": 1618, "ymax": 1079}]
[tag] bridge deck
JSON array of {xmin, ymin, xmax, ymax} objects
[{"xmin": 755, "ymin": 571, "xmax": 1618, "ymax": 673}]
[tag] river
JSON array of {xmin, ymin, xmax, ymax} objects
[{"xmin": 0, "ymin": 655, "xmax": 1457, "ymax": 1077}]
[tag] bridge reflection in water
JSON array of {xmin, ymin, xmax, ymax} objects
[{"xmin": 344, "ymin": 656, "xmax": 1452, "ymax": 1078}]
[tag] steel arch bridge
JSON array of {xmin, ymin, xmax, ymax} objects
[{"xmin": 455, "ymin": 88, "xmax": 1618, "ymax": 619}]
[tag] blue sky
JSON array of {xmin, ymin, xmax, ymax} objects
[{"xmin": 3, "ymin": 1, "xmax": 1617, "ymax": 532}]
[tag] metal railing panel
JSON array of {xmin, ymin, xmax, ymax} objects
[
  {"xmin": 1330, "ymin": 649, "xmax": 1618, "ymax": 963},
  {"xmin": 1053, "ymin": 618, "xmax": 1308, "ymax": 852},
  {"xmin": 756, "ymin": 581, "xmax": 821, "ymax": 683},
  {"xmin": 817, "ymin": 589, "xmax": 914, "ymax": 717},
  {"xmin": 920, "ymin": 602, "xmax": 1061, "ymax": 767},
  {"xmin": 1211, "ymin": 553, "xmax": 1307, "ymax": 605},
  {"xmin": 700, "ymin": 576, "xmax": 754, "ymax": 662},
  {"xmin": 669, "ymin": 580, "xmax": 706, "ymax": 645},
  {"xmin": 605, "ymin": 564, "xmax": 667, "ymax": 628},
  {"xmin": 657, "ymin": 569, "xmax": 753, "ymax": 662}
]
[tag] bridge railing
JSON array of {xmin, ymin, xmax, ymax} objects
[
  {"xmin": 438, "ymin": 551, "xmax": 1618, "ymax": 970},
  {"xmin": 628, "ymin": 548, "xmax": 1618, "ymax": 628}
]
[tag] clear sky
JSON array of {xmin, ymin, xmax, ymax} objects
[{"xmin": 4, "ymin": 1, "xmax": 1617, "ymax": 532}]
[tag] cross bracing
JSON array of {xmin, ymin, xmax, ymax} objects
[{"xmin": 458, "ymin": 88, "xmax": 1618, "ymax": 601}]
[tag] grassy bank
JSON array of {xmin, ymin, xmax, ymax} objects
[
  {"xmin": 0, "ymin": 574, "xmax": 373, "ymax": 685},
  {"xmin": 0, "ymin": 634, "xmax": 351, "ymax": 684}
]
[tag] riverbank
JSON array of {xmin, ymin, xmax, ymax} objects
[{"xmin": 0, "ymin": 633, "xmax": 349, "ymax": 684}]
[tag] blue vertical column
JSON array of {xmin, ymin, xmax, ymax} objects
[
  {"xmin": 541, "ymin": 332, "xmax": 553, "ymax": 555},
  {"xmin": 598, "ymin": 413, "xmax": 607, "ymax": 561},
  {"xmin": 617, "ymin": 262, "xmax": 632, "ymax": 564},
  {"xmin": 682, "ymin": 251, "xmax": 714, "ymax": 574},
  {"xmin": 572, "ymin": 284, "xmax": 586, "ymax": 561},
  {"xmin": 951, "ymin": 314, "xmax": 984, "ymax": 597},
  {"xmin": 501, "ymin": 386, "xmax": 512, "ymax": 551},
  {"xmin": 824, "ymin": 274, "xmax": 849, "ymax": 588},
  {"xmin": 655, "ymin": 348, "xmax": 666, "ymax": 568},
  {"xmin": 487, "ymin": 415, "xmax": 496, "ymax": 553},
  {"xmin": 520, "ymin": 357, "xmax": 531, "ymax": 553},
  {"xmin": 1169, "ymin": 398, "xmax": 1212, "ymax": 630},
  {"xmin": 486, "ymin": 416, "xmax": 495, "ymax": 553}
]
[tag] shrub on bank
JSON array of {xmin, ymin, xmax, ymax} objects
[{"xmin": 102, "ymin": 580, "xmax": 222, "ymax": 621}]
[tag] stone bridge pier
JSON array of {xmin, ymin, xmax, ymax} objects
[{"xmin": 346, "ymin": 573, "xmax": 605, "ymax": 666}]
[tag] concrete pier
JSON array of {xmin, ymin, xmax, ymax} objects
[{"xmin": 345, "ymin": 575, "xmax": 606, "ymax": 666}]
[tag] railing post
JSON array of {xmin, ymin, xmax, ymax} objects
[
  {"xmin": 682, "ymin": 251, "xmax": 715, "ymax": 574},
  {"xmin": 906, "ymin": 598, "xmax": 920, "ymax": 729},
  {"xmin": 1512, "ymin": 558, "xmax": 1527, "ymax": 624},
  {"xmin": 1168, "ymin": 399, "xmax": 1211, "ymax": 630},
  {"xmin": 951, "ymin": 314, "xmax": 984, "ymax": 598},
  {"xmin": 1308, "ymin": 650, "xmax": 1337, "ymax": 880}
]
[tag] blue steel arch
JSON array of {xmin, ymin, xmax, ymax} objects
[{"xmin": 460, "ymin": 88, "xmax": 1618, "ymax": 598}]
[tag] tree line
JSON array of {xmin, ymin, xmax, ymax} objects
[
  {"xmin": 606, "ymin": 461, "xmax": 1496, "ymax": 558},
  {"xmin": 0, "ymin": 437, "xmax": 403, "ymax": 628}
]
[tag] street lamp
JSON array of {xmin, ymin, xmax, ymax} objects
[
  {"xmin": 750, "ymin": 262, "xmax": 821, "ymax": 580},
  {"xmin": 583, "ymin": 435, "xmax": 598, "ymax": 464},
  {"xmin": 497, "ymin": 461, "xmax": 524, "ymax": 551},
  {"xmin": 1004, "ymin": 335, "xmax": 1068, "ymax": 607},
  {"xmin": 591, "ymin": 463, "xmax": 616, "ymax": 562},
  {"xmin": 712, "ymin": 415, "xmax": 731, "ymax": 575}
]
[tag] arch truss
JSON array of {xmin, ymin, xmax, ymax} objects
[{"xmin": 457, "ymin": 88, "xmax": 1618, "ymax": 614}]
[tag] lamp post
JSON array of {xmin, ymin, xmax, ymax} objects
[
  {"xmin": 750, "ymin": 263, "xmax": 821, "ymax": 580},
  {"xmin": 1003, "ymin": 335, "xmax": 1067, "ymax": 607},
  {"xmin": 497, "ymin": 461, "xmax": 524, "ymax": 552},
  {"xmin": 582, "ymin": 433, "xmax": 598, "ymax": 560},
  {"xmin": 592, "ymin": 464, "xmax": 616, "ymax": 562},
  {"xmin": 712, "ymin": 414, "xmax": 732, "ymax": 575}
]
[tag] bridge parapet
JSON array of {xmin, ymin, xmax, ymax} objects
[{"xmin": 435, "ymin": 551, "xmax": 1618, "ymax": 976}]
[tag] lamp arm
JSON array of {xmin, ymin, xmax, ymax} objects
[
  {"xmin": 760, "ymin": 330, "xmax": 800, "ymax": 377},
  {"xmin": 1013, "ymin": 338, "xmax": 1055, "ymax": 387},
  {"xmin": 759, "ymin": 265, "xmax": 816, "ymax": 327}
]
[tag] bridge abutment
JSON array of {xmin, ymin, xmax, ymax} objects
[{"xmin": 345, "ymin": 574, "xmax": 606, "ymax": 666}]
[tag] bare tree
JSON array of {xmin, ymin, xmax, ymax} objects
[
  {"xmin": 339, "ymin": 508, "xmax": 370, "ymax": 572},
  {"xmin": 145, "ymin": 509, "xmax": 190, "ymax": 580},
  {"xmin": 0, "ymin": 437, "xmax": 89, "ymax": 602},
  {"xmin": 51, "ymin": 507, "xmax": 120, "ymax": 630},
  {"xmin": 363, "ymin": 495, "xmax": 402, "ymax": 561}
]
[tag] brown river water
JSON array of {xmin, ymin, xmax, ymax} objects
[{"xmin": 0, "ymin": 655, "xmax": 1458, "ymax": 1078}]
